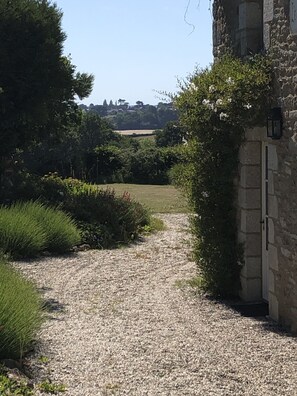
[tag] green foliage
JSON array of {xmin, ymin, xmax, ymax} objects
[
  {"xmin": 175, "ymin": 55, "xmax": 272, "ymax": 297},
  {"xmin": 17, "ymin": 174, "xmax": 151, "ymax": 247},
  {"xmin": 127, "ymin": 145, "xmax": 187, "ymax": 184},
  {"xmin": 102, "ymin": 102, "xmax": 178, "ymax": 131},
  {"xmin": 0, "ymin": 258, "xmax": 43, "ymax": 359},
  {"xmin": 0, "ymin": 374, "xmax": 34, "ymax": 395},
  {"xmin": 0, "ymin": 0, "xmax": 93, "ymax": 157},
  {"xmin": 38, "ymin": 380, "xmax": 66, "ymax": 394},
  {"xmin": 141, "ymin": 217, "xmax": 166, "ymax": 234},
  {"xmin": 76, "ymin": 221, "xmax": 113, "ymax": 249},
  {"xmin": 155, "ymin": 121, "xmax": 185, "ymax": 147},
  {"xmin": 79, "ymin": 112, "xmax": 118, "ymax": 152},
  {"xmin": 88, "ymin": 145, "xmax": 124, "ymax": 182},
  {"xmin": 0, "ymin": 201, "xmax": 80, "ymax": 258},
  {"xmin": 63, "ymin": 186, "xmax": 150, "ymax": 245}
]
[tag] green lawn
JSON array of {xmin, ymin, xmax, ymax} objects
[{"xmin": 98, "ymin": 184, "xmax": 189, "ymax": 213}]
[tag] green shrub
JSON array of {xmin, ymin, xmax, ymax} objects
[
  {"xmin": 175, "ymin": 55, "xmax": 271, "ymax": 296},
  {"xmin": 128, "ymin": 145, "xmax": 186, "ymax": 184},
  {"xmin": 65, "ymin": 187, "xmax": 150, "ymax": 245},
  {"xmin": 15, "ymin": 201, "xmax": 81, "ymax": 253},
  {"xmin": 1, "ymin": 172, "xmax": 151, "ymax": 248},
  {"xmin": 0, "ymin": 205, "xmax": 46, "ymax": 258},
  {"xmin": 0, "ymin": 258, "xmax": 43, "ymax": 359},
  {"xmin": 77, "ymin": 221, "xmax": 113, "ymax": 248}
]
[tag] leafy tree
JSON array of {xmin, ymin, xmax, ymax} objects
[
  {"xmin": 155, "ymin": 121, "xmax": 185, "ymax": 147},
  {"xmin": 118, "ymin": 98, "xmax": 126, "ymax": 106},
  {"xmin": 91, "ymin": 105, "xmax": 107, "ymax": 117},
  {"xmin": 79, "ymin": 112, "xmax": 118, "ymax": 152},
  {"xmin": 0, "ymin": 0, "xmax": 94, "ymax": 157},
  {"xmin": 103, "ymin": 99, "xmax": 108, "ymax": 107}
]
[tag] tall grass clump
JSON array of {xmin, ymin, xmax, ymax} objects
[
  {"xmin": 0, "ymin": 258, "xmax": 43, "ymax": 360},
  {"xmin": 15, "ymin": 201, "xmax": 81, "ymax": 253},
  {"xmin": 0, "ymin": 206, "xmax": 45, "ymax": 258},
  {"xmin": 0, "ymin": 201, "xmax": 81, "ymax": 257}
]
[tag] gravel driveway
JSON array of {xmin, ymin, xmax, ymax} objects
[{"xmin": 15, "ymin": 214, "xmax": 297, "ymax": 395}]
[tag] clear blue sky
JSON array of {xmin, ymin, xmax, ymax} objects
[{"xmin": 54, "ymin": 0, "xmax": 213, "ymax": 106}]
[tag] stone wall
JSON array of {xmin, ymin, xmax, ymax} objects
[
  {"xmin": 213, "ymin": 0, "xmax": 263, "ymax": 58},
  {"xmin": 213, "ymin": 0, "xmax": 297, "ymax": 332},
  {"xmin": 263, "ymin": 0, "xmax": 297, "ymax": 332},
  {"xmin": 238, "ymin": 128, "xmax": 264, "ymax": 302}
]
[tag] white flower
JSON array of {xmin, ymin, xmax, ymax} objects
[
  {"xmin": 226, "ymin": 77, "xmax": 234, "ymax": 85},
  {"xmin": 244, "ymin": 103, "xmax": 252, "ymax": 109},
  {"xmin": 189, "ymin": 82, "xmax": 198, "ymax": 92},
  {"xmin": 209, "ymin": 85, "xmax": 216, "ymax": 93},
  {"xmin": 227, "ymin": 98, "xmax": 232, "ymax": 103},
  {"xmin": 219, "ymin": 112, "xmax": 229, "ymax": 121},
  {"xmin": 216, "ymin": 98, "xmax": 223, "ymax": 106},
  {"xmin": 202, "ymin": 191, "xmax": 209, "ymax": 198},
  {"xmin": 202, "ymin": 99, "xmax": 210, "ymax": 106}
]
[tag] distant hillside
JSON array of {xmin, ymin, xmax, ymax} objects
[{"xmin": 79, "ymin": 101, "xmax": 178, "ymax": 131}]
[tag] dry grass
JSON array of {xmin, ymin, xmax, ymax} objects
[{"xmin": 98, "ymin": 184, "xmax": 189, "ymax": 213}]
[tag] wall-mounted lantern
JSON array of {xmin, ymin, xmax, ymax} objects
[{"xmin": 267, "ymin": 107, "xmax": 283, "ymax": 139}]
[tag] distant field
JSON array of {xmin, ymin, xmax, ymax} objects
[
  {"xmin": 98, "ymin": 183, "xmax": 189, "ymax": 213},
  {"xmin": 116, "ymin": 129, "xmax": 156, "ymax": 136}
]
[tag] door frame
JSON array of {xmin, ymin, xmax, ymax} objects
[{"xmin": 261, "ymin": 142, "xmax": 269, "ymax": 301}]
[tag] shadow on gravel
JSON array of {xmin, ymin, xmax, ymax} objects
[
  {"xmin": 221, "ymin": 299, "xmax": 295, "ymax": 338},
  {"xmin": 42, "ymin": 298, "xmax": 67, "ymax": 321}
]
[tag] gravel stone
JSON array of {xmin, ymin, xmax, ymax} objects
[{"xmin": 14, "ymin": 214, "xmax": 297, "ymax": 395}]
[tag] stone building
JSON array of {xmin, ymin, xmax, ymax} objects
[{"xmin": 213, "ymin": 0, "xmax": 297, "ymax": 332}]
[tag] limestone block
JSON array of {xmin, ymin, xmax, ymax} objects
[
  {"xmin": 238, "ymin": 232, "xmax": 261, "ymax": 256},
  {"xmin": 268, "ymin": 244, "xmax": 279, "ymax": 271},
  {"xmin": 240, "ymin": 209, "xmax": 261, "ymax": 233},
  {"xmin": 263, "ymin": 0, "xmax": 274, "ymax": 23},
  {"xmin": 241, "ymin": 257, "xmax": 262, "ymax": 278},
  {"xmin": 263, "ymin": 23, "xmax": 271, "ymax": 50},
  {"xmin": 268, "ymin": 145, "xmax": 278, "ymax": 171},
  {"xmin": 238, "ymin": 187, "xmax": 261, "ymax": 209},
  {"xmin": 239, "ymin": 142, "xmax": 261, "ymax": 165},
  {"xmin": 268, "ymin": 194, "xmax": 278, "ymax": 219},
  {"xmin": 240, "ymin": 165, "xmax": 261, "ymax": 188},
  {"xmin": 245, "ymin": 127, "xmax": 266, "ymax": 141},
  {"xmin": 269, "ymin": 292, "xmax": 279, "ymax": 321},
  {"xmin": 239, "ymin": 1, "xmax": 263, "ymax": 29},
  {"xmin": 268, "ymin": 218, "xmax": 275, "ymax": 244},
  {"xmin": 240, "ymin": 275, "xmax": 262, "ymax": 301},
  {"xmin": 269, "ymin": 269, "xmax": 275, "ymax": 293}
]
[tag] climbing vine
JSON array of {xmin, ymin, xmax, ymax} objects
[{"xmin": 175, "ymin": 55, "xmax": 272, "ymax": 296}]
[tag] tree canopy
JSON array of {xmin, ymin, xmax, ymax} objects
[{"xmin": 0, "ymin": 0, "xmax": 94, "ymax": 156}]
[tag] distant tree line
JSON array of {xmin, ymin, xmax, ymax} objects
[{"xmin": 79, "ymin": 100, "xmax": 178, "ymax": 130}]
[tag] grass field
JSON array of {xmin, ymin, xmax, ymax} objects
[{"xmin": 98, "ymin": 184, "xmax": 189, "ymax": 213}]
